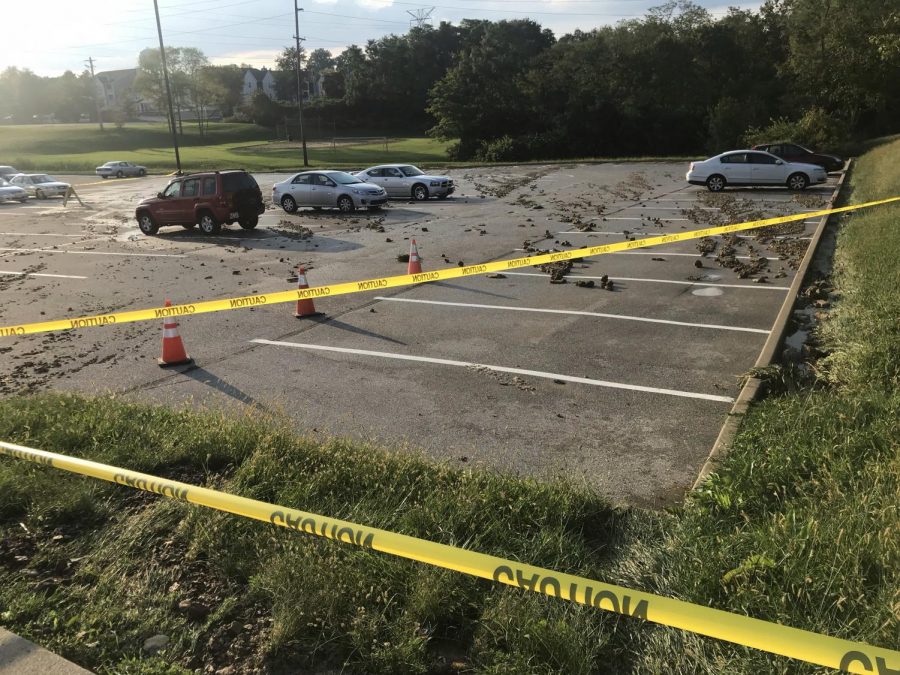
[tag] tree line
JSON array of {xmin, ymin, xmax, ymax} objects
[{"xmin": 1, "ymin": 0, "xmax": 897, "ymax": 159}]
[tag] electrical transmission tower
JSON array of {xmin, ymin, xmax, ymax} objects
[{"xmin": 407, "ymin": 7, "xmax": 435, "ymax": 28}]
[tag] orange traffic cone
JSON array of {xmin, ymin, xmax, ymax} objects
[
  {"xmin": 407, "ymin": 239, "xmax": 422, "ymax": 274},
  {"xmin": 158, "ymin": 299, "xmax": 193, "ymax": 367},
  {"xmin": 295, "ymin": 266, "xmax": 322, "ymax": 318}
]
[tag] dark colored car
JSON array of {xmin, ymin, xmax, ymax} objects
[
  {"xmin": 751, "ymin": 143, "xmax": 844, "ymax": 173},
  {"xmin": 135, "ymin": 170, "xmax": 265, "ymax": 235}
]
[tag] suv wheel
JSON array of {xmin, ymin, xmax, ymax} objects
[
  {"xmin": 137, "ymin": 212, "xmax": 159, "ymax": 235},
  {"xmin": 35, "ymin": 189, "xmax": 45, "ymax": 199},
  {"xmin": 281, "ymin": 194, "xmax": 297, "ymax": 213},
  {"xmin": 139, "ymin": 169, "xmax": 146, "ymax": 176},
  {"xmin": 412, "ymin": 184, "xmax": 429, "ymax": 201},
  {"xmin": 787, "ymin": 173, "xmax": 808, "ymax": 191},
  {"xmin": 706, "ymin": 174, "xmax": 726, "ymax": 192},
  {"xmin": 337, "ymin": 195, "xmax": 355, "ymax": 213},
  {"xmin": 198, "ymin": 212, "xmax": 221, "ymax": 235},
  {"xmin": 239, "ymin": 213, "xmax": 259, "ymax": 229},
  {"xmin": 116, "ymin": 170, "xmax": 124, "ymax": 178}
]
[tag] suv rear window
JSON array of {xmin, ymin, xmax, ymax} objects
[{"xmin": 222, "ymin": 172, "xmax": 258, "ymax": 192}]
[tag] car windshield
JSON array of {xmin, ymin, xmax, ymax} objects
[
  {"xmin": 399, "ymin": 166, "xmax": 424, "ymax": 177},
  {"xmin": 326, "ymin": 171, "xmax": 363, "ymax": 185}
]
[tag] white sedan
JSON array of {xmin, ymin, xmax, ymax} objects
[
  {"xmin": 273, "ymin": 170, "xmax": 388, "ymax": 213},
  {"xmin": 10, "ymin": 173, "xmax": 70, "ymax": 199},
  {"xmin": 0, "ymin": 177, "xmax": 29, "ymax": 203},
  {"xmin": 355, "ymin": 164, "xmax": 454, "ymax": 200},
  {"xmin": 95, "ymin": 161, "xmax": 147, "ymax": 178},
  {"xmin": 686, "ymin": 150, "xmax": 827, "ymax": 191}
]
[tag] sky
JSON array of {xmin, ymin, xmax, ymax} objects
[{"xmin": 0, "ymin": 0, "xmax": 762, "ymax": 77}]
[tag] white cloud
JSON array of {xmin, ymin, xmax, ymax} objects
[
  {"xmin": 210, "ymin": 50, "xmax": 282, "ymax": 68},
  {"xmin": 311, "ymin": 0, "xmax": 339, "ymax": 4},
  {"xmin": 355, "ymin": 0, "xmax": 394, "ymax": 10}
]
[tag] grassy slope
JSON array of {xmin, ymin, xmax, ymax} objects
[
  {"xmin": 0, "ymin": 140, "xmax": 897, "ymax": 673},
  {"xmin": 0, "ymin": 123, "xmax": 451, "ymax": 172},
  {"xmin": 632, "ymin": 138, "xmax": 900, "ymax": 672}
]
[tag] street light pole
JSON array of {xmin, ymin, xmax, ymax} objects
[
  {"xmin": 293, "ymin": 0, "xmax": 309, "ymax": 167},
  {"xmin": 153, "ymin": 0, "xmax": 182, "ymax": 174}
]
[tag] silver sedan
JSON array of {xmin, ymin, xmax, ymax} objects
[
  {"xmin": 273, "ymin": 171, "xmax": 388, "ymax": 213},
  {"xmin": 355, "ymin": 164, "xmax": 454, "ymax": 200},
  {"xmin": 95, "ymin": 161, "xmax": 147, "ymax": 178},
  {"xmin": 0, "ymin": 177, "xmax": 28, "ymax": 203},
  {"xmin": 10, "ymin": 173, "xmax": 70, "ymax": 199}
]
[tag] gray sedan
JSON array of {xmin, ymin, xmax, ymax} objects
[
  {"xmin": 273, "ymin": 171, "xmax": 387, "ymax": 213},
  {"xmin": 355, "ymin": 164, "xmax": 454, "ymax": 200},
  {"xmin": 10, "ymin": 173, "xmax": 70, "ymax": 199},
  {"xmin": 95, "ymin": 161, "xmax": 147, "ymax": 178},
  {"xmin": 0, "ymin": 177, "xmax": 29, "ymax": 203}
]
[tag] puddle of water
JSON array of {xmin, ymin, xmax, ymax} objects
[{"xmin": 692, "ymin": 287, "xmax": 724, "ymax": 297}]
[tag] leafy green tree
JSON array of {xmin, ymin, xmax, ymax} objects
[
  {"xmin": 275, "ymin": 45, "xmax": 305, "ymax": 101},
  {"xmin": 427, "ymin": 19, "xmax": 554, "ymax": 158}
]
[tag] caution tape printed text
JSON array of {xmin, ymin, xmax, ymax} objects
[
  {"xmin": 2, "ymin": 196, "xmax": 898, "ymax": 338},
  {"xmin": 0, "ymin": 441, "xmax": 896, "ymax": 673}
]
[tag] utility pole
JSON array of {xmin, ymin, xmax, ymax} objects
[
  {"xmin": 293, "ymin": 0, "xmax": 309, "ymax": 167},
  {"xmin": 85, "ymin": 57, "xmax": 104, "ymax": 131},
  {"xmin": 153, "ymin": 0, "xmax": 182, "ymax": 174}
]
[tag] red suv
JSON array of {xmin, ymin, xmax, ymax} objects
[{"xmin": 135, "ymin": 170, "xmax": 265, "ymax": 235}]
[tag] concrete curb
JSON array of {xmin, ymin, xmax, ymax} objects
[
  {"xmin": 691, "ymin": 162, "xmax": 852, "ymax": 490},
  {"xmin": 0, "ymin": 628, "xmax": 93, "ymax": 674}
]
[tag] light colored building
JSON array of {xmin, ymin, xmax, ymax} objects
[
  {"xmin": 95, "ymin": 69, "xmax": 151, "ymax": 113},
  {"xmin": 242, "ymin": 68, "xmax": 277, "ymax": 102}
]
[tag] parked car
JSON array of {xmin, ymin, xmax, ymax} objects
[
  {"xmin": 354, "ymin": 164, "xmax": 454, "ymax": 200},
  {"xmin": 0, "ymin": 166, "xmax": 21, "ymax": 179},
  {"xmin": 0, "ymin": 177, "xmax": 29, "ymax": 203},
  {"xmin": 751, "ymin": 142, "xmax": 843, "ymax": 173},
  {"xmin": 686, "ymin": 150, "xmax": 827, "ymax": 192},
  {"xmin": 273, "ymin": 171, "xmax": 387, "ymax": 213},
  {"xmin": 134, "ymin": 170, "xmax": 265, "ymax": 235},
  {"xmin": 10, "ymin": 173, "xmax": 70, "ymax": 199},
  {"xmin": 96, "ymin": 161, "xmax": 147, "ymax": 179}
]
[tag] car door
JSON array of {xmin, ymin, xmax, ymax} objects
[
  {"xmin": 288, "ymin": 174, "xmax": 313, "ymax": 206},
  {"xmin": 178, "ymin": 178, "xmax": 201, "ymax": 223},
  {"xmin": 382, "ymin": 167, "xmax": 405, "ymax": 197},
  {"xmin": 311, "ymin": 174, "xmax": 337, "ymax": 206},
  {"xmin": 749, "ymin": 152, "xmax": 783, "ymax": 185},
  {"xmin": 718, "ymin": 153, "xmax": 751, "ymax": 185},
  {"xmin": 155, "ymin": 180, "xmax": 184, "ymax": 223},
  {"xmin": 364, "ymin": 168, "xmax": 388, "ymax": 191}
]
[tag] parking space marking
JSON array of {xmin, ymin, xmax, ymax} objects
[
  {"xmin": 0, "ymin": 270, "xmax": 88, "ymax": 280},
  {"xmin": 0, "ymin": 247, "xmax": 185, "ymax": 258},
  {"xmin": 557, "ymin": 231, "xmax": 812, "ymax": 241},
  {"xmin": 0, "ymin": 232, "xmax": 87, "ymax": 238},
  {"xmin": 250, "ymin": 339, "xmax": 736, "ymax": 403},
  {"xmin": 374, "ymin": 297, "xmax": 769, "ymax": 334},
  {"xmin": 502, "ymin": 272, "xmax": 790, "ymax": 290},
  {"xmin": 614, "ymin": 251, "xmax": 781, "ymax": 260}
]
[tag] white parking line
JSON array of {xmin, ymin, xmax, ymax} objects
[
  {"xmin": 374, "ymin": 297, "xmax": 769, "ymax": 334},
  {"xmin": 557, "ymin": 231, "xmax": 812, "ymax": 241},
  {"xmin": 614, "ymin": 251, "xmax": 781, "ymax": 260},
  {"xmin": 250, "ymin": 339, "xmax": 735, "ymax": 403},
  {"xmin": 0, "ymin": 232, "xmax": 86, "ymax": 238},
  {"xmin": 0, "ymin": 270, "xmax": 88, "ymax": 279},
  {"xmin": 0, "ymin": 247, "xmax": 185, "ymax": 258},
  {"xmin": 502, "ymin": 272, "xmax": 790, "ymax": 290}
]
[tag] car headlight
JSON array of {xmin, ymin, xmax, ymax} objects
[
  {"xmin": 351, "ymin": 188, "xmax": 362, "ymax": 195},
  {"xmin": 430, "ymin": 181, "xmax": 440, "ymax": 186}
]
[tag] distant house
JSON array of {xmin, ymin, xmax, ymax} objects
[
  {"xmin": 242, "ymin": 68, "xmax": 277, "ymax": 102},
  {"xmin": 95, "ymin": 69, "xmax": 151, "ymax": 113},
  {"xmin": 241, "ymin": 67, "xmax": 326, "ymax": 102}
]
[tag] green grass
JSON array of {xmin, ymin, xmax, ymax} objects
[
  {"xmin": 0, "ymin": 123, "xmax": 452, "ymax": 172},
  {"xmin": 0, "ymin": 138, "xmax": 897, "ymax": 673},
  {"xmin": 0, "ymin": 122, "xmax": 699, "ymax": 173}
]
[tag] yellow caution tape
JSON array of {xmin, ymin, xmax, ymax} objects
[
  {"xmin": 2, "ymin": 196, "xmax": 898, "ymax": 339},
  {"xmin": 0, "ymin": 440, "xmax": 897, "ymax": 673}
]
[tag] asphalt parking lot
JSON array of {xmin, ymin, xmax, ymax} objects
[{"xmin": 0, "ymin": 163, "xmax": 839, "ymax": 506}]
